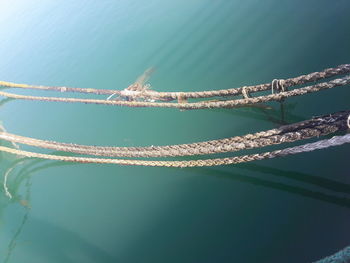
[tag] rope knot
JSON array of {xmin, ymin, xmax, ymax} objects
[{"xmin": 107, "ymin": 83, "xmax": 154, "ymax": 101}]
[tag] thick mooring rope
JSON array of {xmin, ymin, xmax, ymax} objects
[
  {"xmin": 315, "ymin": 245, "xmax": 350, "ymax": 263},
  {"xmin": 0, "ymin": 64, "xmax": 349, "ymax": 109},
  {"xmin": 0, "ymin": 134, "xmax": 349, "ymax": 168},
  {"xmin": 0, "ymin": 75, "xmax": 349, "ymax": 109},
  {"xmin": 0, "ymin": 111, "xmax": 348, "ymax": 157},
  {"xmin": 0, "ymin": 64, "xmax": 349, "ymax": 101},
  {"xmin": 0, "ymin": 112, "xmax": 348, "ymax": 167},
  {"xmin": 0, "ymin": 65, "xmax": 348, "ymax": 167}
]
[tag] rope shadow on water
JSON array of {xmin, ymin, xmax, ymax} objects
[
  {"xmin": 0, "ymin": 154, "xmax": 92, "ymax": 263},
  {"xmin": 235, "ymin": 163, "xmax": 350, "ymax": 195},
  {"xmin": 0, "ymin": 158, "xmax": 39, "ymax": 263},
  {"xmin": 212, "ymin": 101, "xmax": 305, "ymax": 126},
  {"xmin": 2, "ymin": 156, "xmax": 350, "ymax": 261},
  {"xmin": 190, "ymin": 166, "xmax": 350, "ymax": 209},
  {"xmin": 0, "ymin": 97, "xmax": 15, "ymax": 106},
  {"xmin": 2, "ymin": 208, "xmax": 30, "ymax": 263},
  {"xmin": 1, "ymin": 151, "xmax": 79, "ymax": 204}
]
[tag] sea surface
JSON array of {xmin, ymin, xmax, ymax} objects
[{"xmin": 0, "ymin": 1, "xmax": 350, "ymax": 262}]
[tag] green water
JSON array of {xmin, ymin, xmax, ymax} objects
[{"xmin": 0, "ymin": 1, "xmax": 350, "ymax": 262}]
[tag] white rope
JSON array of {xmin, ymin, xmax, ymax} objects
[
  {"xmin": 106, "ymin": 93, "xmax": 117, "ymax": 100},
  {"xmin": 3, "ymin": 160, "xmax": 27, "ymax": 199},
  {"xmin": 3, "ymin": 166, "xmax": 14, "ymax": 199},
  {"xmin": 2, "ymin": 128, "xmax": 349, "ymax": 199},
  {"xmin": 274, "ymin": 133, "xmax": 350, "ymax": 158},
  {"xmin": 271, "ymin": 79, "xmax": 283, "ymax": 94},
  {"xmin": 314, "ymin": 245, "xmax": 350, "ymax": 263},
  {"xmin": 241, "ymin": 86, "xmax": 251, "ymax": 99}
]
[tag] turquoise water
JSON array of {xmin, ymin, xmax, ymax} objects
[{"xmin": 0, "ymin": 0, "xmax": 350, "ymax": 262}]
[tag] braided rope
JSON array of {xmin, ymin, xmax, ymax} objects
[
  {"xmin": 0, "ymin": 64, "xmax": 349, "ymax": 101},
  {"xmin": 0, "ymin": 120, "xmax": 344, "ymax": 158},
  {"xmin": 315, "ymin": 245, "xmax": 350, "ymax": 263},
  {"xmin": 0, "ymin": 75, "xmax": 349, "ymax": 109},
  {"xmin": 0, "ymin": 134, "xmax": 349, "ymax": 167},
  {"xmin": 241, "ymin": 86, "xmax": 251, "ymax": 99},
  {"xmin": 3, "ymin": 118, "xmax": 349, "ymax": 198},
  {"xmin": 273, "ymin": 133, "xmax": 350, "ymax": 157},
  {"xmin": 0, "ymin": 111, "xmax": 348, "ymax": 158}
]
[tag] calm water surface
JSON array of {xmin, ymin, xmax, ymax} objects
[{"xmin": 0, "ymin": 1, "xmax": 350, "ymax": 262}]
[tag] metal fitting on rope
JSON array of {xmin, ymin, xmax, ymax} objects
[
  {"xmin": 347, "ymin": 114, "xmax": 350, "ymax": 129},
  {"xmin": 241, "ymin": 86, "xmax": 251, "ymax": 99}
]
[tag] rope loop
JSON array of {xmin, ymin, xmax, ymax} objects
[
  {"xmin": 242, "ymin": 86, "xmax": 251, "ymax": 99},
  {"xmin": 271, "ymin": 79, "xmax": 286, "ymax": 94}
]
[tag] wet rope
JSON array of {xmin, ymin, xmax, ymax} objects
[
  {"xmin": 0, "ymin": 75, "xmax": 349, "ymax": 109},
  {"xmin": 314, "ymin": 245, "xmax": 350, "ymax": 263},
  {"xmin": 0, "ymin": 64, "xmax": 349, "ymax": 106},
  {"xmin": 0, "ymin": 133, "xmax": 349, "ymax": 167},
  {"xmin": 0, "ymin": 112, "xmax": 348, "ymax": 167},
  {"xmin": 0, "ymin": 111, "xmax": 348, "ymax": 157},
  {"xmin": 0, "ymin": 64, "xmax": 349, "ymax": 101},
  {"xmin": 0, "ymin": 64, "xmax": 348, "ymax": 166},
  {"xmin": 3, "ymin": 114, "xmax": 349, "ymax": 197},
  {"xmin": 3, "ymin": 160, "xmax": 27, "ymax": 199},
  {"xmin": 272, "ymin": 133, "xmax": 350, "ymax": 157}
]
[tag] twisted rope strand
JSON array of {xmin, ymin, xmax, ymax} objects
[
  {"xmin": 274, "ymin": 133, "xmax": 350, "ymax": 157},
  {"xmin": 0, "ymin": 75, "xmax": 349, "ymax": 109},
  {"xmin": 0, "ymin": 112, "xmax": 348, "ymax": 158},
  {"xmin": 0, "ymin": 64, "xmax": 349, "ymax": 101},
  {"xmin": 0, "ymin": 120, "xmax": 345, "ymax": 158},
  {"xmin": 1, "ymin": 64, "xmax": 349, "ymax": 102},
  {"xmin": 0, "ymin": 134, "xmax": 349, "ymax": 167}
]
